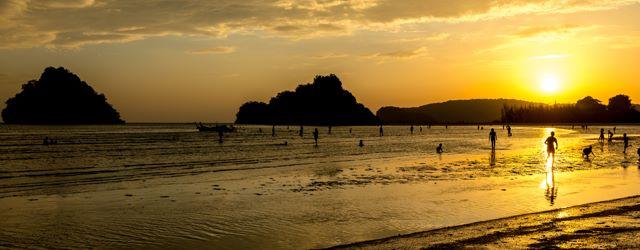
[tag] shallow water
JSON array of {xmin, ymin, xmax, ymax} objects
[{"xmin": 1, "ymin": 124, "xmax": 639, "ymax": 249}]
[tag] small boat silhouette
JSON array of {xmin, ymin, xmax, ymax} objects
[{"xmin": 195, "ymin": 123, "xmax": 236, "ymax": 132}]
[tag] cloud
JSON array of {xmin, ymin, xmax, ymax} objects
[
  {"xmin": 188, "ymin": 46, "xmax": 237, "ymax": 55},
  {"xmin": 515, "ymin": 24, "xmax": 583, "ymax": 38},
  {"xmin": 367, "ymin": 46, "xmax": 428, "ymax": 60},
  {"xmin": 0, "ymin": 0, "xmax": 638, "ymax": 48},
  {"xmin": 529, "ymin": 54, "xmax": 571, "ymax": 60}
]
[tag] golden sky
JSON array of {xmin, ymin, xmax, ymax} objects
[{"xmin": 1, "ymin": 0, "xmax": 639, "ymax": 122}]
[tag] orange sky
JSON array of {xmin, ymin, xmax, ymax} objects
[{"xmin": 1, "ymin": 0, "xmax": 640, "ymax": 122}]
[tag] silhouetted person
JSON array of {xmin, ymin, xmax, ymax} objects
[
  {"xmin": 218, "ymin": 131, "xmax": 224, "ymax": 143},
  {"xmin": 613, "ymin": 127, "xmax": 617, "ymax": 133},
  {"xmin": 258, "ymin": 128, "xmax": 263, "ymax": 134},
  {"xmin": 419, "ymin": 126, "xmax": 422, "ymax": 132},
  {"xmin": 379, "ymin": 126, "xmax": 384, "ymax": 137},
  {"xmin": 608, "ymin": 129, "xmax": 614, "ymax": 142},
  {"xmin": 272, "ymin": 125, "xmax": 276, "ymax": 137},
  {"xmin": 507, "ymin": 125, "xmax": 512, "ymax": 137},
  {"xmin": 410, "ymin": 125, "xmax": 414, "ymax": 134},
  {"xmin": 623, "ymin": 133, "xmax": 629, "ymax": 153},
  {"xmin": 349, "ymin": 128, "xmax": 352, "ymax": 134},
  {"xmin": 359, "ymin": 140, "xmax": 364, "ymax": 147},
  {"xmin": 436, "ymin": 143, "xmax": 444, "ymax": 154},
  {"xmin": 489, "ymin": 128, "xmax": 497, "ymax": 150},
  {"xmin": 328, "ymin": 126, "xmax": 332, "ymax": 134},
  {"xmin": 428, "ymin": 124, "xmax": 431, "ymax": 129},
  {"xmin": 583, "ymin": 146, "xmax": 594, "ymax": 159},
  {"xmin": 299, "ymin": 126, "xmax": 304, "ymax": 137},
  {"xmin": 489, "ymin": 150, "xmax": 496, "ymax": 166},
  {"xmin": 283, "ymin": 140, "xmax": 288, "ymax": 146},
  {"xmin": 477, "ymin": 125, "xmax": 480, "ymax": 130},
  {"xmin": 445, "ymin": 125, "xmax": 448, "ymax": 129},
  {"xmin": 599, "ymin": 129, "xmax": 605, "ymax": 142},
  {"xmin": 313, "ymin": 128, "xmax": 319, "ymax": 146},
  {"xmin": 545, "ymin": 131, "xmax": 558, "ymax": 158}
]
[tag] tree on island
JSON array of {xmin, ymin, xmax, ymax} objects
[
  {"xmin": 235, "ymin": 74, "xmax": 378, "ymax": 125},
  {"xmin": 1, "ymin": 67, "xmax": 124, "ymax": 124}
]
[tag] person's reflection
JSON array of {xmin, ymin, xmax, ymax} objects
[
  {"xmin": 544, "ymin": 156, "xmax": 558, "ymax": 206},
  {"xmin": 489, "ymin": 150, "xmax": 496, "ymax": 166}
]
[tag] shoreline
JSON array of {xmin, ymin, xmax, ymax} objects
[{"xmin": 330, "ymin": 195, "xmax": 640, "ymax": 249}]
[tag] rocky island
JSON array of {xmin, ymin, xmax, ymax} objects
[{"xmin": 1, "ymin": 67, "xmax": 124, "ymax": 124}]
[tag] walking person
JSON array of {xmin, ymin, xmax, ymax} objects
[
  {"xmin": 599, "ymin": 128, "xmax": 605, "ymax": 142},
  {"xmin": 436, "ymin": 143, "xmax": 444, "ymax": 154},
  {"xmin": 313, "ymin": 128, "xmax": 319, "ymax": 146},
  {"xmin": 623, "ymin": 133, "xmax": 629, "ymax": 153},
  {"xmin": 379, "ymin": 126, "xmax": 384, "ymax": 137},
  {"xmin": 489, "ymin": 128, "xmax": 497, "ymax": 151}
]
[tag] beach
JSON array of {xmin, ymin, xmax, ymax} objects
[
  {"xmin": 1, "ymin": 124, "xmax": 639, "ymax": 249},
  {"xmin": 332, "ymin": 195, "xmax": 640, "ymax": 249}
]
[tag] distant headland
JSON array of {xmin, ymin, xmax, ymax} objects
[
  {"xmin": 1, "ymin": 67, "xmax": 124, "ymax": 124},
  {"xmin": 235, "ymin": 74, "xmax": 379, "ymax": 125}
]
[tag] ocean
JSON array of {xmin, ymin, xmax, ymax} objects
[{"xmin": 1, "ymin": 124, "xmax": 639, "ymax": 249}]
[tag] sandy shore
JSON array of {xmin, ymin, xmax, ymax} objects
[{"xmin": 331, "ymin": 195, "xmax": 640, "ymax": 249}]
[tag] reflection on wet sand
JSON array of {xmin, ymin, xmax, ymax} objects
[
  {"xmin": 542, "ymin": 156, "xmax": 557, "ymax": 206},
  {"xmin": 489, "ymin": 150, "xmax": 496, "ymax": 166}
]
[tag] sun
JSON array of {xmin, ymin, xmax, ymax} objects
[{"xmin": 539, "ymin": 73, "xmax": 561, "ymax": 93}]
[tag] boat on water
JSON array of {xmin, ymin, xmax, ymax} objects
[{"xmin": 196, "ymin": 123, "xmax": 236, "ymax": 132}]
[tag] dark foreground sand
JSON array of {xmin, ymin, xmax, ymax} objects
[{"xmin": 331, "ymin": 195, "xmax": 640, "ymax": 249}]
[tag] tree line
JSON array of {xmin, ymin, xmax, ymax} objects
[{"xmin": 501, "ymin": 95, "xmax": 640, "ymax": 123}]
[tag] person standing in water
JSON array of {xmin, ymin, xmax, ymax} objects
[
  {"xmin": 218, "ymin": 131, "xmax": 224, "ymax": 143},
  {"xmin": 507, "ymin": 125, "xmax": 512, "ymax": 137},
  {"xmin": 410, "ymin": 125, "xmax": 414, "ymax": 134},
  {"xmin": 608, "ymin": 129, "xmax": 614, "ymax": 142},
  {"xmin": 313, "ymin": 128, "xmax": 319, "ymax": 146},
  {"xmin": 328, "ymin": 126, "xmax": 332, "ymax": 135},
  {"xmin": 359, "ymin": 140, "xmax": 364, "ymax": 147},
  {"xmin": 599, "ymin": 128, "xmax": 605, "ymax": 142},
  {"xmin": 419, "ymin": 126, "xmax": 422, "ymax": 133},
  {"xmin": 272, "ymin": 125, "xmax": 276, "ymax": 137},
  {"xmin": 436, "ymin": 143, "xmax": 444, "ymax": 154},
  {"xmin": 379, "ymin": 126, "xmax": 384, "ymax": 137},
  {"xmin": 623, "ymin": 133, "xmax": 629, "ymax": 153},
  {"xmin": 299, "ymin": 126, "xmax": 304, "ymax": 137},
  {"xmin": 489, "ymin": 128, "xmax": 497, "ymax": 150},
  {"xmin": 545, "ymin": 131, "xmax": 559, "ymax": 158}
]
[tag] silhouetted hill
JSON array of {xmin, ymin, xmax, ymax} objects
[
  {"xmin": 377, "ymin": 99, "xmax": 542, "ymax": 124},
  {"xmin": 634, "ymin": 104, "xmax": 640, "ymax": 112},
  {"xmin": 235, "ymin": 74, "xmax": 378, "ymax": 125},
  {"xmin": 1, "ymin": 67, "xmax": 124, "ymax": 124}
]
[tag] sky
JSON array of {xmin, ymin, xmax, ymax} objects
[{"xmin": 1, "ymin": 0, "xmax": 640, "ymax": 122}]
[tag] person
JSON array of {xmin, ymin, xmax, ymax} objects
[
  {"xmin": 299, "ymin": 125, "xmax": 304, "ymax": 137},
  {"xmin": 544, "ymin": 131, "xmax": 559, "ymax": 158},
  {"xmin": 328, "ymin": 126, "xmax": 332, "ymax": 135},
  {"xmin": 379, "ymin": 126, "xmax": 384, "ymax": 137},
  {"xmin": 359, "ymin": 140, "xmax": 364, "ymax": 147},
  {"xmin": 272, "ymin": 125, "xmax": 276, "ymax": 137},
  {"xmin": 623, "ymin": 133, "xmax": 629, "ymax": 153},
  {"xmin": 489, "ymin": 128, "xmax": 497, "ymax": 150},
  {"xmin": 313, "ymin": 128, "xmax": 319, "ymax": 146},
  {"xmin": 445, "ymin": 125, "xmax": 448, "ymax": 129},
  {"xmin": 218, "ymin": 131, "xmax": 224, "ymax": 143},
  {"xmin": 608, "ymin": 129, "xmax": 614, "ymax": 142},
  {"xmin": 436, "ymin": 143, "xmax": 444, "ymax": 154},
  {"xmin": 419, "ymin": 126, "xmax": 422, "ymax": 132},
  {"xmin": 410, "ymin": 125, "xmax": 414, "ymax": 134},
  {"xmin": 614, "ymin": 126, "xmax": 617, "ymax": 133},
  {"xmin": 477, "ymin": 125, "xmax": 480, "ymax": 130},
  {"xmin": 349, "ymin": 128, "xmax": 352, "ymax": 134},
  {"xmin": 599, "ymin": 128, "xmax": 605, "ymax": 142},
  {"xmin": 583, "ymin": 146, "xmax": 594, "ymax": 159},
  {"xmin": 507, "ymin": 125, "xmax": 512, "ymax": 137},
  {"xmin": 283, "ymin": 140, "xmax": 288, "ymax": 146}
]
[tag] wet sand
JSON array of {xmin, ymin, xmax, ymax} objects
[{"xmin": 332, "ymin": 195, "xmax": 640, "ymax": 249}]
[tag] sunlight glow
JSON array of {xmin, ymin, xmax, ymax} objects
[{"xmin": 539, "ymin": 73, "xmax": 561, "ymax": 93}]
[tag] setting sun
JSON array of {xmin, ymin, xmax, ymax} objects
[{"xmin": 539, "ymin": 73, "xmax": 561, "ymax": 93}]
